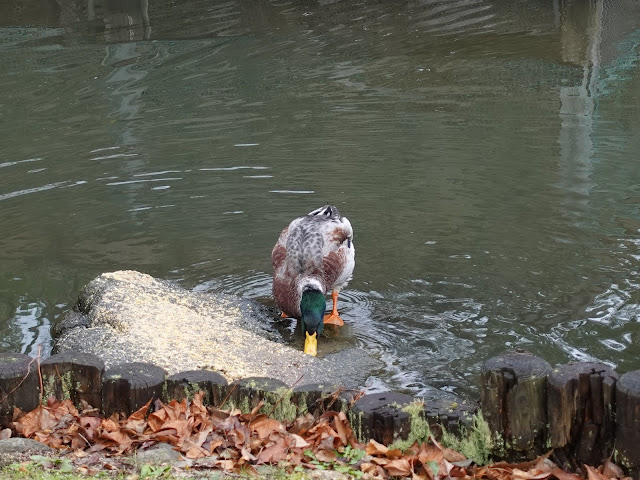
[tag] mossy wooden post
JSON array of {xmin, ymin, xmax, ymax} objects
[
  {"xmin": 292, "ymin": 383, "xmax": 344, "ymax": 416},
  {"xmin": 229, "ymin": 377, "xmax": 296, "ymax": 420},
  {"xmin": 40, "ymin": 352, "xmax": 105, "ymax": 410},
  {"xmin": 351, "ymin": 392, "xmax": 414, "ymax": 444},
  {"xmin": 0, "ymin": 353, "xmax": 39, "ymax": 427},
  {"xmin": 103, "ymin": 362, "xmax": 166, "ymax": 417},
  {"xmin": 424, "ymin": 396, "xmax": 477, "ymax": 437},
  {"xmin": 480, "ymin": 352, "xmax": 551, "ymax": 460},
  {"xmin": 547, "ymin": 362, "xmax": 617, "ymax": 469},
  {"xmin": 165, "ymin": 370, "xmax": 228, "ymax": 406},
  {"xmin": 615, "ymin": 370, "xmax": 640, "ymax": 475}
]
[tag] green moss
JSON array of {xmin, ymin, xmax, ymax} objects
[
  {"xmin": 347, "ymin": 409, "xmax": 365, "ymax": 443},
  {"xmin": 389, "ymin": 401, "xmax": 432, "ymax": 450},
  {"xmin": 42, "ymin": 371, "xmax": 74, "ymax": 403},
  {"xmin": 261, "ymin": 388, "xmax": 298, "ymax": 422},
  {"xmin": 613, "ymin": 449, "xmax": 632, "ymax": 469},
  {"xmin": 440, "ymin": 410, "xmax": 493, "ymax": 465}
]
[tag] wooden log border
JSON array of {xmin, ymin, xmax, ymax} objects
[{"xmin": 1, "ymin": 350, "xmax": 639, "ymax": 475}]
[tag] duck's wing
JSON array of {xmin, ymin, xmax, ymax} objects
[
  {"xmin": 319, "ymin": 213, "xmax": 355, "ymax": 291},
  {"xmin": 272, "ymin": 205, "xmax": 354, "ymax": 293}
]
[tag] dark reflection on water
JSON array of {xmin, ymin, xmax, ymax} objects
[{"xmin": 1, "ymin": 0, "xmax": 640, "ymax": 399}]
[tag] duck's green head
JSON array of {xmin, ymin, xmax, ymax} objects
[{"xmin": 300, "ymin": 288, "xmax": 325, "ymax": 356}]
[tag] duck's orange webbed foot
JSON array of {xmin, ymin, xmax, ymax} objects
[
  {"xmin": 323, "ymin": 291, "xmax": 345, "ymax": 326},
  {"xmin": 281, "ymin": 311, "xmax": 289, "ymax": 318},
  {"xmin": 323, "ymin": 311, "xmax": 345, "ymax": 326}
]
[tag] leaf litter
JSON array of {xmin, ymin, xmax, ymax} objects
[{"xmin": 4, "ymin": 392, "xmax": 632, "ymax": 479}]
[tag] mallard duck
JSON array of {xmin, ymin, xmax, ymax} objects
[{"xmin": 272, "ymin": 205, "xmax": 355, "ymax": 356}]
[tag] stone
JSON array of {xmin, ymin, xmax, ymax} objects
[
  {"xmin": 135, "ymin": 443, "xmax": 181, "ymax": 465},
  {"xmin": 0, "ymin": 438, "xmax": 54, "ymax": 454},
  {"xmin": 53, "ymin": 270, "xmax": 381, "ymax": 387}
]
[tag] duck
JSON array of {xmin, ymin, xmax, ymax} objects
[{"xmin": 272, "ymin": 205, "xmax": 355, "ymax": 356}]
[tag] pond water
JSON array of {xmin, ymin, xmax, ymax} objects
[{"xmin": 1, "ymin": 0, "xmax": 640, "ymax": 399}]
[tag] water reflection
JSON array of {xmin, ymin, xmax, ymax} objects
[{"xmin": 1, "ymin": 0, "xmax": 640, "ymax": 398}]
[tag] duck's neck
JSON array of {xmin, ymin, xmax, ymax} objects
[{"xmin": 300, "ymin": 288, "xmax": 325, "ymax": 335}]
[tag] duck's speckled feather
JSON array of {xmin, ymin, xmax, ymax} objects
[{"xmin": 272, "ymin": 205, "xmax": 355, "ymax": 319}]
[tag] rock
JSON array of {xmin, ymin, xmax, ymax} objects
[
  {"xmin": 0, "ymin": 438, "xmax": 55, "ymax": 454},
  {"xmin": 135, "ymin": 443, "xmax": 181, "ymax": 465},
  {"xmin": 53, "ymin": 271, "xmax": 381, "ymax": 387}
]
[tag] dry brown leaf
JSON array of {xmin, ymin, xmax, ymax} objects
[
  {"xmin": 512, "ymin": 468, "xmax": 552, "ymax": 480},
  {"xmin": 185, "ymin": 445, "xmax": 207, "ymax": 459},
  {"xmin": 250, "ymin": 416, "xmax": 284, "ymax": 440},
  {"xmin": 586, "ymin": 465, "xmax": 609, "ymax": 480},
  {"xmin": 315, "ymin": 449, "xmax": 338, "ymax": 463},
  {"xmin": 386, "ymin": 448, "xmax": 404, "ymax": 459},
  {"xmin": 443, "ymin": 446, "xmax": 467, "ymax": 463},
  {"xmin": 257, "ymin": 436, "xmax": 290, "ymax": 464},
  {"xmin": 366, "ymin": 439, "xmax": 389, "ymax": 456},
  {"xmin": 550, "ymin": 467, "xmax": 583, "ymax": 480},
  {"xmin": 361, "ymin": 462, "xmax": 377, "ymax": 473},
  {"xmin": 290, "ymin": 433, "xmax": 310, "ymax": 448},
  {"xmin": 602, "ymin": 460, "xmax": 624, "ymax": 479},
  {"xmin": 289, "ymin": 413, "xmax": 315, "ymax": 436},
  {"xmin": 385, "ymin": 458, "xmax": 413, "ymax": 477}
]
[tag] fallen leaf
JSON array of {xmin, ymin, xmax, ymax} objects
[
  {"xmin": 257, "ymin": 436, "xmax": 290, "ymax": 464},
  {"xmin": 366, "ymin": 439, "xmax": 389, "ymax": 456},
  {"xmin": 250, "ymin": 416, "xmax": 284, "ymax": 440},
  {"xmin": 602, "ymin": 460, "xmax": 624, "ymax": 479},
  {"xmin": 512, "ymin": 468, "xmax": 552, "ymax": 480},
  {"xmin": 586, "ymin": 465, "xmax": 609, "ymax": 480},
  {"xmin": 550, "ymin": 467, "xmax": 583, "ymax": 480},
  {"xmin": 385, "ymin": 458, "xmax": 413, "ymax": 477},
  {"xmin": 290, "ymin": 433, "xmax": 310, "ymax": 448}
]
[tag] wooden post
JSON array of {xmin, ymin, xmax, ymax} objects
[
  {"xmin": 0, "ymin": 353, "xmax": 39, "ymax": 427},
  {"xmin": 424, "ymin": 396, "xmax": 477, "ymax": 437},
  {"xmin": 40, "ymin": 352, "xmax": 105, "ymax": 410},
  {"xmin": 351, "ymin": 392, "xmax": 415, "ymax": 444},
  {"xmin": 292, "ymin": 383, "xmax": 343, "ymax": 416},
  {"xmin": 102, "ymin": 362, "xmax": 166, "ymax": 417},
  {"xmin": 165, "ymin": 369, "xmax": 228, "ymax": 406},
  {"xmin": 547, "ymin": 362, "xmax": 617, "ymax": 469},
  {"xmin": 616, "ymin": 370, "xmax": 640, "ymax": 476},
  {"xmin": 480, "ymin": 351, "xmax": 551, "ymax": 460},
  {"xmin": 229, "ymin": 377, "xmax": 296, "ymax": 420}
]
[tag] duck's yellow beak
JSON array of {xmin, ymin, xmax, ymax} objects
[{"xmin": 304, "ymin": 332, "xmax": 318, "ymax": 356}]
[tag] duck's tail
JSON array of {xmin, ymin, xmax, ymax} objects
[{"xmin": 307, "ymin": 204, "xmax": 340, "ymax": 219}]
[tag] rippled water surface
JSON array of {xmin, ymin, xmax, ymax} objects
[{"xmin": 2, "ymin": 0, "xmax": 640, "ymax": 399}]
